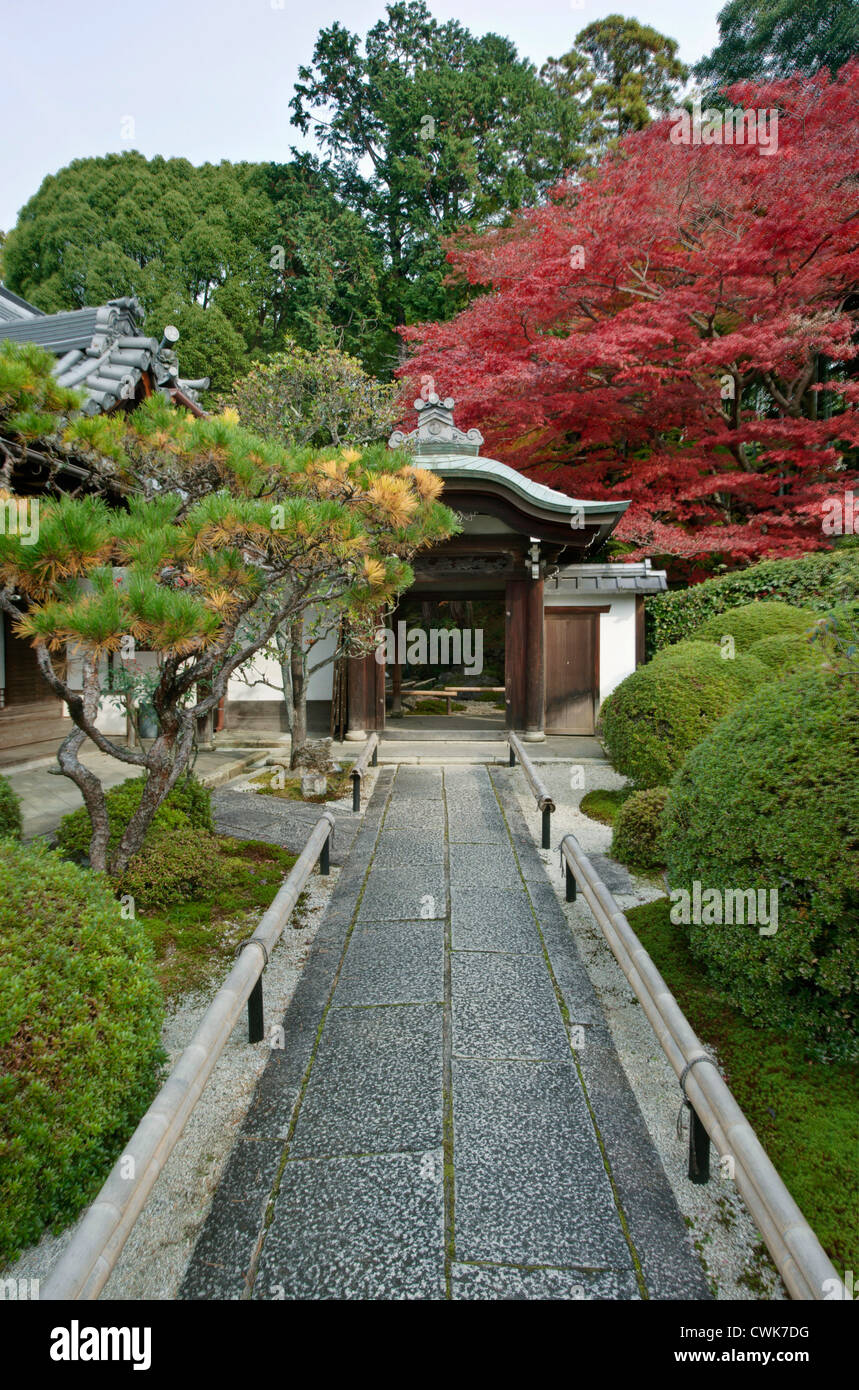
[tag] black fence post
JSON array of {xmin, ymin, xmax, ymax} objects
[
  {"xmin": 320, "ymin": 832, "xmax": 330, "ymax": 876},
  {"xmin": 247, "ymin": 976, "xmax": 264, "ymax": 1044},
  {"xmin": 541, "ymin": 805, "xmax": 551, "ymax": 850},
  {"xmin": 509, "ymin": 746, "xmax": 516, "ymax": 766},
  {"xmin": 688, "ymin": 1107, "xmax": 711, "ymax": 1184},
  {"xmin": 352, "ymin": 776, "xmax": 360, "ymax": 813},
  {"xmin": 565, "ymin": 860, "xmax": 577, "ymax": 902}
]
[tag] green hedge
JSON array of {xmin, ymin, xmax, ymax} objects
[
  {"xmin": 0, "ymin": 776, "xmax": 22, "ymax": 840},
  {"xmin": 56, "ymin": 774, "xmax": 215, "ymax": 862},
  {"xmin": 0, "ymin": 840, "xmax": 164, "ymax": 1263},
  {"xmin": 646, "ymin": 549, "xmax": 859, "ymax": 656},
  {"xmin": 611, "ymin": 788, "xmax": 669, "ymax": 871},
  {"xmin": 747, "ymin": 632, "xmax": 825, "ymax": 674},
  {"xmin": 663, "ymin": 669, "xmax": 859, "ymax": 1059},
  {"xmin": 599, "ymin": 641, "xmax": 769, "ymax": 787},
  {"xmin": 690, "ymin": 600, "xmax": 817, "ymax": 651}
]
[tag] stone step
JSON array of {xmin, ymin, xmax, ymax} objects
[{"xmin": 381, "ymin": 728, "xmax": 504, "ymax": 743}]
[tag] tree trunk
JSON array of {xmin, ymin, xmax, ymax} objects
[
  {"xmin": 109, "ymin": 715, "xmax": 196, "ymax": 874},
  {"xmin": 54, "ymin": 657, "xmax": 112, "ymax": 872},
  {"xmin": 289, "ymin": 616, "xmax": 308, "ymax": 770}
]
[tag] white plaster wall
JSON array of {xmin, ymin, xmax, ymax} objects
[
  {"xmin": 94, "ymin": 695, "xmax": 128, "ymax": 735},
  {"xmin": 65, "ymin": 646, "xmax": 159, "ymax": 735},
  {"xmin": 543, "ymin": 591, "xmax": 638, "ymax": 703},
  {"xmin": 307, "ymin": 627, "xmax": 337, "ymax": 700},
  {"xmin": 227, "ymin": 625, "xmax": 337, "ymax": 703},
  {"xmin": 228, "ymin": 649, "xmax": 282, "ymax": 703}
]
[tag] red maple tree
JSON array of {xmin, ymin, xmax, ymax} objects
[{"xmin": 400, "ymin": 64, "xmax": 859, "ymax": 570}]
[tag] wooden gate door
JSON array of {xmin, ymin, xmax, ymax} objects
[{"xmin": 544, "ymin": 608, "xmax": 602, "ymax": 734}]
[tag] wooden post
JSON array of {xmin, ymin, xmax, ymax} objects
[
  {"xmin": 346, "ymin": 652, "xmax": 370, "ymax": 741},
  {"xmin": 505, "ymin": 578, "xmax": 528, "ymax": 731},
  {"xmin": 390, "ymin": 644, "xmax": 402, "ymax": 715},
  {"xmin": 524, "ymin": 576, "xmax": 545, "ymax": 741},
  {"xmin": 635, "ymin": 595, "xmax": 646, "ymax": 667},
  {"xmin": 346, "ymin": 644, "xmax": 385, "ymax": 740}
]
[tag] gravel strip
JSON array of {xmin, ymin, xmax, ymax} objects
[{"xmin": 507, "ymin": 761, "xmax": 786, "ymax": 1302}]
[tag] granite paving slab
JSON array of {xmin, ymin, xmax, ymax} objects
[
  {"xmin": 211, "ymin": 788, "xmax": 362, "ymax": 864},
  {"xmin": 357, "ymin": 866, "xmax": 447, "ymax": 920},
  {"xmin": 451, "ymin": 1262, "xmax": 641, "ymax": 1301},
  {"xmin": 452, "ymin": 1057, "xmax": 631, "ymax": 1269},
  {"xmin": 452, "ymin": 952, "xmax": 572, "ymax": 1060},
  {"xmin": 253, "ymin": 1151, "xmax": 446, "ymax": 1301},
  {"xmin": 289, "ymin": 1002, "xmax": 443, "ymax": 1158},
  {"xmin": 450, "ymin": 887, "xmax": 542, "ymax": 953},
  {"xmin": 333, "ymin": 921, "xmax": 445, "ymax": 1005},
  {"xmin": 181, "ymin": 762, "xmax": 710, "ymax": 1302}
]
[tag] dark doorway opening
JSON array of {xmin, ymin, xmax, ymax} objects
[{"xmin": 386, "ymin": 595, "xmax": 505, "ymax": 733}]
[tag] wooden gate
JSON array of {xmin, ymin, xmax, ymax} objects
[{"xmin": 544, "ymin": 607, "xmax": 603, "ymax": 734}]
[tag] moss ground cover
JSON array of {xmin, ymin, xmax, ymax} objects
[{"xmin": 629, "ymin": 899, "xmax": 858, "ymax": 1275}]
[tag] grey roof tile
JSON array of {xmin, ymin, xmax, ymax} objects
[
  {"xmin": 551, "ymin": 562, "xmax": 668, "ymax": 594},
  {"xmin": 0, "ymin": 294, "xmax": 208, "ymax": 414},
  {"xmin": 0, "ymin": 285, "xmax": 45, "ymax": 323}
]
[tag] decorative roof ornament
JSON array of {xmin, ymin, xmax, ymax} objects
[{"xmin": 388, "ymin": 393, "xmax": 484, "ymax": 457}]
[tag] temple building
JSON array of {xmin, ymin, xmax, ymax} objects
[
  {"xmin": 225, "ymin": 394, "xmax": 667, "ymax": 742},
  {"xmin": 0, "ymin": 289, "xmax": 665, "ymax": 751}
]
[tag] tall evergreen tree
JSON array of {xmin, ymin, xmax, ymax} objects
[
  {"xmin": 541, "ymin": 15, "xmax": 689, "ymax": 153},
  {"xmin": 1, "ymin": 153, "xmax": 387, "ymax": 389},
  {"xmin": 696, "ymin": 0, "xmax": 859, "ymax": 89},
  {"xmin": 290, "ymin": 0, "xmax": 577, "ymax": 360}
]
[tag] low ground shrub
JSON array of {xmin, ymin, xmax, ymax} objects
[
  {"xmin": 117, "ymin": 826, "xmax": 225, "ymax": 911},
  {"xmin": 0, "ymin": 840, "xmax": 164, "ymax": 1264},
  {"xmin": 645, "ymin": 548, "xmax": 859, "ymax": 655},
  {"xmin": 747, "ymin": 632, "xmax": 823, "ymax": 674},
  {"xmin": 599, "ymin": 641, "xmax": 769, "ymax": 787},
  {"xmin": 0, "ymin": 776, "xmax": 22, "ymax": 839},
  {"xmin": 578, "ymin": 787, "xmax": 631, "ymax": 825},
  {"xmin": 55, "ymin": 773, "xmax": 215, "ymax": 862},
  {"xmin": 690, "ymin": 600, "xmax": 816, "ymax": 651},
  {"xmin": 612, "ymin": 788, "xmax": 670, "ymax": 871}
]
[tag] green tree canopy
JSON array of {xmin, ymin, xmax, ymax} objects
[
  {"xmin": 696, "ymin": 0, "xmax": 859, "ymax": 89},
  {"xmin": 0, "ymin": 340, "xmax": 456, "ymax": 870},
  {"xmin": 290, "ymin": 0, "xmax": 576, "ymax": 353},
  {"xmin": 541, "ymin": 15, "xmax": 689, "ymax": 151},
  {"xmin": 224, "ymin": 344, "xmax": 400, "ymax": 450},
  {"xmin": 1, "ymin": 152, "xmax": 387, "ymax": 390}
]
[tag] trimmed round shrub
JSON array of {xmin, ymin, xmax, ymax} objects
[
  {"xmin": 611, "ymin": 787, "xmax": 669, "ymax": 871},
  {"xmin": 663, "ymin": 669, "xmax": 859, "ymax": 1059},
  {"xmin": 55, "ymin": 773, "xmax": 215, "ymax": 863},
  {"xmin": 0, "ymin": 776, "xmax": 22, "ymax": 840},
  {"xmin": 117, "ymin": 827, "xmax": 225, "ymax": 910},
  {"xmin": 747, "ymin": 631, "xmax": 823, "ymax": 674},
  {"xmin": 690, "ymin": 600, "xmax": 816, "ymax": 652},
  {"xmin": 0, "ymin": 840, "xmax": 164, "ymax": 1263},
  {"xmin": 599, "ymin": 641, "xmax": 769, "ymax": 787}
]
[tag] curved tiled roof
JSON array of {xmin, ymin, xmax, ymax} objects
[
  {"xmin": 389, "ymin": 393, "xmax": 629, "ymax": 530},
  {"xmin": 412, "ymin": 453, "xmax": 626, "ymax": 519},
  {"xmin": 0, "ymin": 285, "xmax": 45, "ymax": 323},
  {"xmin": 0, "ymin": 290, "xmax": 208, "ymax": 415}
]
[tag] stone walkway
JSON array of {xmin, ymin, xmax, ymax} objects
[{"xmin": 181, "ymin": 765, "xmax": 709, "ymax": 1301}]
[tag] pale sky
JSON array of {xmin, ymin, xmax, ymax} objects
[{"xmin": 0, "ymin": 0, "xmax": 722, "ymax": 234}]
